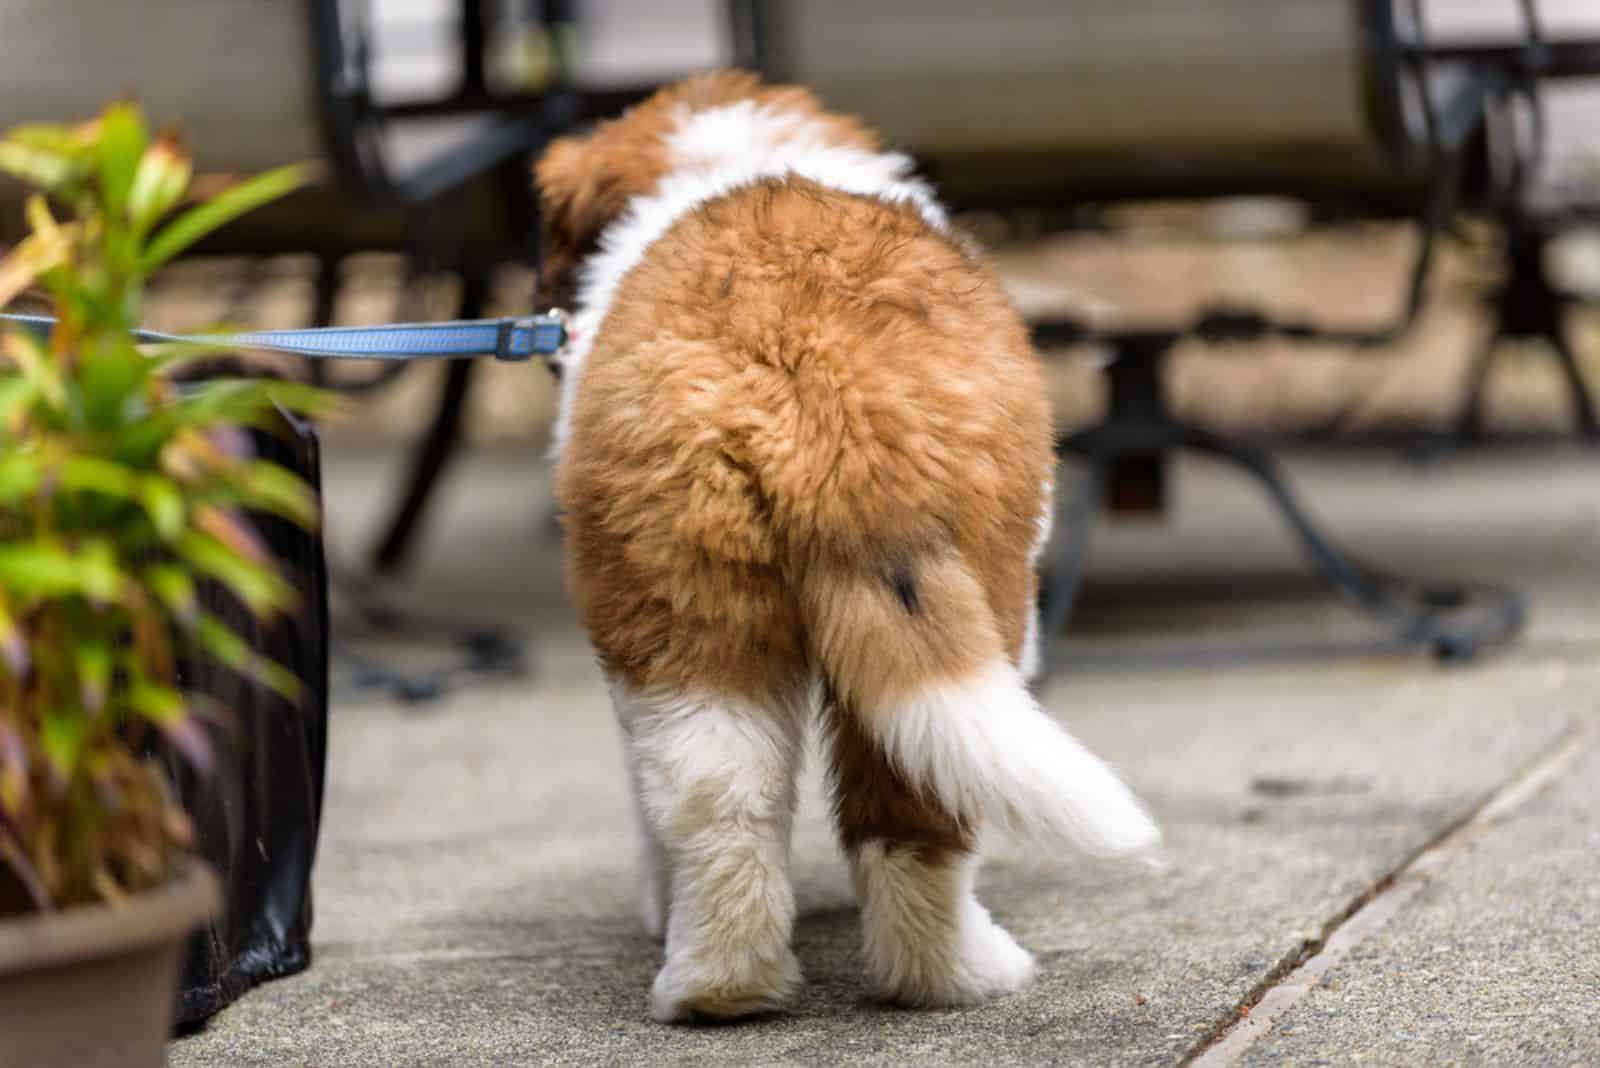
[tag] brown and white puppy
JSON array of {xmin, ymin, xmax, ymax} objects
[{"xmin": 536, "ymin": 72, "xmax": 1160, "ymax": 1023}]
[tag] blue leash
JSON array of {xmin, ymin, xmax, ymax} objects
[
  {"xmin": 2, "ymin": 308, "xmax": 567, "ymax": 703},
  {"xmin": 0, "ymin": 311, "xmax": 569, "ymax": 364}
]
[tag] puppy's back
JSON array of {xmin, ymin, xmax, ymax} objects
[{"xmin": 559, "ymin": 176, "xmax": 1047, "ymax": 684}]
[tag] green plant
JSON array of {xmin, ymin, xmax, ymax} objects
[{"xmin": 0, "ymin": 103, "xmax": 329, "ymax": 914}]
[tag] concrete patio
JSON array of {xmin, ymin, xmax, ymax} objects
[{"xmin": 169, "ymin": 439, "xmax": 1600, "ymax": 1067}]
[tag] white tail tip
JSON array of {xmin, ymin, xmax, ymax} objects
[{"xmin": 874, "ymin": 661, "xmax": 1163, "ymax": 859}]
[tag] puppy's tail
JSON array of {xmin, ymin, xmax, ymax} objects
[{"xmin": 801, "ymin": 548, "xmax": 1162, "ymax": 859}]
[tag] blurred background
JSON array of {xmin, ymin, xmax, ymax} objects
[{"xmin": 4, "ymin": 0, "xmax": 1598, "ymax": 677}]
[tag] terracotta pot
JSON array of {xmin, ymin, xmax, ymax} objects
[{"xmin": 0, "ymin": 862, "xmax": 220, "ymax": 1068}]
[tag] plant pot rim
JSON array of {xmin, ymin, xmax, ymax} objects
[{"xmin": 0, "ymin": 859, "xmax": 219, "ymax": 978}]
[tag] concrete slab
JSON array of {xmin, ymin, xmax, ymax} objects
[
  {"xmin": 167, "ymin": 444, "xmax": 1600, "ymax": 1066},
  {"xmin": 1237, "ymin": 735, "xmax": 1600, "ymax": 1068}
]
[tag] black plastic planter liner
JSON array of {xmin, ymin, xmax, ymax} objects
[{"xmin": 161, "ymin": 408, "xmax": 329, "ymax": 1028}]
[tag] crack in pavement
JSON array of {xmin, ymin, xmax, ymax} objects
[{"xmin": 1181, "ymin": 719, "xmax": 1596, "ymax": 1067}]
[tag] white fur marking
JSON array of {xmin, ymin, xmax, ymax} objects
[
  {"xmin": 550, "ymin": 101, "xmax": 952, "ymax": 457},
  {"xmin": 876, "ymin": 660, "xmax": 1162, "ymax": 858},
  {"xmin": 610, "ymin": 681, "xmax": 806, "ymax": 1022},
  {"xmin": 623, "ymin": 746, "xmax": 672, "ymax": 940},
  {"xmin": 853, "ymin": 843, "xmax": 1036, "ymax": 1006}
]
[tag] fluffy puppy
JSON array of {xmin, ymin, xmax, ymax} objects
[{"xmin": 535, "ymin": 71, "xmax": 1160, "ymax": 1023}]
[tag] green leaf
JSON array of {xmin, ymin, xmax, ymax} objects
[
  {"xmin": 1, "ymin": 327, "xmax": 66, "ymax": 412},
  {"xmin": 165, "ymin": 368, "xmax": 333, "ymax": 419},
  {"xmin": 0, "ymin": 543, "xmax": 82, "ymax": 597},
  {"xmin": 76, "ymin": 336, "xmax": 150, "ymax": 430},
  {"xmin": 143, "ymin": 564, "xmax": 197, "ymax": 622},
  {"xmin": 189, "ymin": 611, "xmax": 302, "ymax": 702},
  {"xmin": 140, "ymin": 478, "xmax": 185, "ymax": 540},
  {"xmin": 116, "ymin": 379, "xmax": 332, "ymax": 465},
  {"xmin": 141, "ymin": 163, "xmax": 307, "ymax": 271},
  {"xmin": 40, "ymin": 711, "xmax": 88, "ymax": 777},
  {"xmin": 139, "ymin": 337, "xmax": 250, "ymax": 369},
  {"xmin": 0, "ymin": 139, "xmax": 85, "ymax": 192},
  {"xmin": 0, "ymin": 374, "xmax": 39, "ymax": 432},
  {"xmin": 233, "ymin": 460, "xmax": 320, "ymax": 528},
  {"xmin": 78, "ymin": 542, "xmax": 124, "ymax": 602},
  {"xmin": 126, "ymin": 679, "xmax": 183, "ymax": 725},
  {"xmin": 0, "ymin": 451, "xmax": 42, "ymax": 503},
  {"xmin": 59, "ymin": 455, "xmax": 140, "ymax": 499},
  {"xmin": 5, "ymin": 122, "xmax": 91, "ymax": 156},
  {"xmin": 94, "ymin": 103, "xmax": 148, "ymax": 224},
  {"xmin": 0, "ymin": 541, "xmax": 123, "ymax": 601},
  {"xmin": 177, "ymin": 529, "xmax": 296, "ymax": 616},
  {"xmin": 24, "ymin": 195, "xmax": 62, "ymax": 243},
  {"xmin": 125, "ymin": 677, "xmax": 211, "ymax": 771}
]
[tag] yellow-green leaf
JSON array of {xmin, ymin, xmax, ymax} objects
[
  {"xmin": 0, "ymin": 451, "xmax": 42, "ymax": 503},
  {"xmin": 59, "ymin": 455, "xmax": 140, "ymax": 499},
  {"xmin": 143, "ymin": 564, "xmax": 197, "ymax": 622},
  {"xmin": 39, "ymin": 711, "xmax": 88, "ymax": 777},
  {"xmin": 177, "ymin": 529, "xmax": 296, "ymax": 616},
  {"xmin": 0, "ymin": 541, "xmax": 123, "ymax": 602},
  {"xmin": 141, "ymin": 163, "xmax": 308, "ymax": 271},
  {"xmin": 0, "ymin": 139, "xmax": 84, "ymax": 191},
  {"xmin": 0, "ymin": 374, "xmax": 39, "ymax": 434},
  {"xmin": 25, "ymin": 194, "xmax": 60, "ymax": 242},
  {"xmin": 127, "ymin": 680, "xmax": 183, "ymax": 725},
  {"xmin": 0, "ymin": 226, "xmax": 73, "ymax": 312},
  {"xmin": 0, "ymin": 328, "xmax": 65, "ymax": 410},
  {"xmin": 235, "ymin": 459, "xmax": 320, "ymax": 528},
  {"xmin": 140, "ymin": 477, "xmax": 185, "ymax": 540},
  {"xmin": 4, "ymin": 122, "xmax": 89, "ymax": 156},
  {"xmin": 94, "ymin": 102, "xmax": 148, "ymax": 222},
  {"xmin": 190, "ymin": 612, "xmax": 302, "ymax": 702}
]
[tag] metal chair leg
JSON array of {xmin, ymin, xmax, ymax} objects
[
  {"xmin": 1454, "ymin": 325, "xmax": 1505, "ymax": 442},
  {"xmin": 369, "ymin": 268, "xmax": 489, "ymax": 574},
  {"xmin": 1551, "ymin": 318, "xmax": 1600, "ymax": 439},
  {"xmin": 1174, "ymin": 424, "xmax": 1523, "ymax": 659},
  {"xmin": 1036, "ymin": 459, "xmax": 1107, "ymax": 678},
  {"xmin": 1037, "ymin": 417, "xmax": 1526, "ymax": 673}
]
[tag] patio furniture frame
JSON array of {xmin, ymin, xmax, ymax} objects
[{"xmin": 739, "ymin": 0, "xmax": 1600, "ymax": 672}]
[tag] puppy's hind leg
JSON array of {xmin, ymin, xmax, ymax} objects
[
  {"xmin": 623, "ymin": 743, "xmax": 672, "ymax": 941},
  {"xmin": 614, "ymin": 682, "xmax": 806, "ymax": 1023},
  {"xmin": 828, "ymin": 706, "xmax": 1036, "ymax": 1008}
]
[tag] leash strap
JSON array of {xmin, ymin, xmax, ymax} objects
[{"xmin": 0, "ymin": 311, "xmax": 568, "ymax": 364}]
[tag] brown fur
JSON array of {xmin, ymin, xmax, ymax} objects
[
  {"xmin": 555, "ymin": 178, "xmax": 1049, "ymax": 704},
  {"xmin": 827, "ymin": 687, "xmax": 970, "ymax": 860},
  {"xmin": 535, "ymin": 71, "xmax": 880, "ymax": 304}
]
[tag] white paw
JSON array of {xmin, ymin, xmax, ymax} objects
[
  {"xmin": 871, "ymin": 912, "xmax": 1037, "ymax": 1008},
  {"xmin": 650, "ymin": 946, "xmax": 802, "ymax": 1023},
  {"xmin": 954, "ymin": 916, "xmax": 1037, "ymax": 1001}
]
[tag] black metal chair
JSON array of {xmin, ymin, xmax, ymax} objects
[
  {"xmin": 1443, "ymin": 39, "xmax": 1600, "ymax": 445},
  {"xmin": 742, "ymin": 0, "xmax": 1600, "ymax": 669}
]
